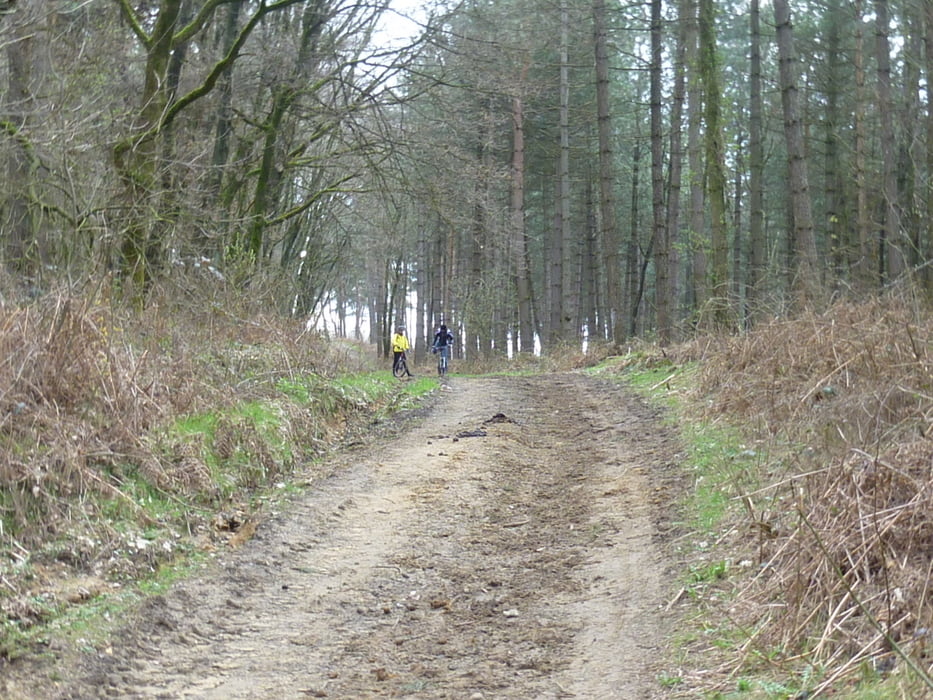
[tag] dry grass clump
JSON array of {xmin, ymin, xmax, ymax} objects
[
  {"xmin": 694, "ymin": 298, "xmax": 933, "ymax": 691},
  {"xmin": 697, "ymin": 298, "xmax": 930, "ymax": 445},
  {"xmin": 0, "ymin": 295, "xmax": 160, "ymax": 522},
  {"xmin": 0, "ymin": 279, "xmax": 374, "ymax": 638}
]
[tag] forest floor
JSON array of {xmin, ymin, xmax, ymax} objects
[{"xmin": 1, "ymin": 372, "xmax": 686, "ymax": 699}]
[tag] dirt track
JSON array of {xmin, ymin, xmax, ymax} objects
[{"xmin": 6, "ymin": 373, "xmax": 683, "ymax": 699}]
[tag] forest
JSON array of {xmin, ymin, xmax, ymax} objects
[
  {"xmin": 4, "ymin": 0, "xmax": 933, "ymax": 697},
  {"xmin": 2, "ymin": 0, "xmax": 929, "ymax": 353}
]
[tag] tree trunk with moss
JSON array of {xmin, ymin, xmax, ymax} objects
[
  {"xmin": 114, "ymin": 0, "xmax": 183, "ymax": 296},
  {"xmin": 925, "ymin": 0, "xmax": 933, "ymax": 291},
  {"xmin": 748, "ymin": 0, "xmax": 765, "ymax": 321},
  {"xmin": 698, "ymin": 0, "xmax": 730, "ymax": 325},
  {"xmin": 4, "ymin": 0, "xmax": 50, "ymax": 279},
  {"xmin": 114, "ymin": 0, "xmax": 308, "ymax": 299}
]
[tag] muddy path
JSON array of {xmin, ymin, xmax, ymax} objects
[{"xmin": 7, "ymin": 373, "xmax": 684, "ymax": 699}]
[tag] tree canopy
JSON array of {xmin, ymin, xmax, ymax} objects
[{"xmin": 1, "ymin": 0, "xmax": 931, "ymax": 352}]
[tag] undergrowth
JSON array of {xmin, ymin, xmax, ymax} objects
[
  {"xmin": 0, "ymin": 279, "xmax": 437, "ymax": 660},
  {"xmin": 619, "ymin": 296, "xmax": 933, "ymax": 698},
  {"xmin": 6, "ymin": 277, "xmax": 933, "ymax": 700}
]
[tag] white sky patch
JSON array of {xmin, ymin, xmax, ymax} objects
[{"xmin": 374, "ymin": 0, "xmax": 428, "ymax": 48}]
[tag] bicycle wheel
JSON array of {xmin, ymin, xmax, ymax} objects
[
  {"xmin": 393, "ymin": 356, "xmax": 408, "ymax": 379},
  {"xmin": 437, "ymin": 350, "xmax": 447, "ymax": 376}
]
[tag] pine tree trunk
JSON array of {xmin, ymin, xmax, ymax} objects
[
  {"xmin": 874, "ymin": 0, "xmax": 904, "ymax": 281},
  {"xmin": 732, "ymin": 133, "xmax": 743, "ymax": 313},
  {"xmin": 626, "ymin": 141, "xmax": 642, "ymax": 337},
  {"xmin": 651, "ymin": 0, "xmax": 671, "ymax": 344},
  {"xmin": 853, "ymin": 0, "xmax": 874, "ymax": 291},
  {"xmin": 699, "ymin": 0, "xmax": 730, "ymax": 324},
  {"xmin": 773, "ymin": 0, "xmax": 820, "ymax": 306},
  {"xmin": 824, "ymin": 0, "xmax": 846, "ymax": 291},
  {"xmin": 685, "ymin": 0, "xmax": 707, "ymax": 313},
  {"xmin": 548, "ymin": 0, "xmax": 572, "ymax": 348},
  {"xmin": 902, "ymin": 6, "xmax": 922, "ymax": 272},
  {"xmin": 510, "ymin": 79, "xmax": 535, "ymax": 354},
  {"xmin": 559, "ymin": 0, "xmax": 575, "ymax": 343},
  {"xmin": 925, "ymin": 0, "xmax": 933, "ymax": 291},
  {"xmin": 469, "ymin": 103, "xmax": 493, "ymax": 357},
  {"xmin": 593, "ymin": 0, "xmax": 621, "ymax": 344},
  {"xmin": 416, "ymin": 226, "xmax": 428, "ymax": 356},
  {"xmin": 582, "ymin": 179, "xmax": 599, "ymax": 340},
  {"xmin": 663, "ymin": 0, "xmax": 687, "ymax": 341},
  {"xmin": 748, "ymin": 0, "xmax": 766, "ymax": 321}
]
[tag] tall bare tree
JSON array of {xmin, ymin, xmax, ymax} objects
[
  {"xmin": 548, "ymin": 0, "xmax": 572, "ymax": 348},
  {"xmin": 115, "ymin": 0, "xmax": 185, "ymax": 293},
  {"xmin": 685, "ymin": 0, "xmax": 707, "ymax": 314},
  {"xmin": 510, "ymin": 61, "xmax": 535, "ymax": 354},
  {"xmin": 748, "ymin": 0, "xmax": 765, "ymax": 321},
  {"xmin": 207, "ymin": 0, "xmax": 244, "ymax": 207},
  {"xmin": 3, "ymin": 0, "xmax": 50, "ymax": 277},
  {"xmin": 925, "ymin": 0, "xmax": 933, "ymax": 289},
  {"xmin": 902, "ymin": 1, "xmax": 923, "ymax": 273},
  {"xmin": 874, "ymin": 0, "xmax": 903, "ymax": 282},
  {"xmin": 822, "ymin": 0, "xmax": 846, "ymax": 290},
  {"xmin": 114, "ymin": 0, "xmax": 302, "ymax": 292},
  {"xmin": 650, "ymin": 0, "xmax": 671, "ymax": 343},
  {"xmin": 593, "ymin": 0, "xmax": 621, "ymax": 344},
  {"xmin": 698, "ymin": 0, "xmax": 730, "ymax": 324},
  {"xmin": 663, "ymin": 0, "xmax": 688, "ymax": 340},
  {"xmin": 853, "ymin": 0, "xmax": 874, "ymax": 290}
]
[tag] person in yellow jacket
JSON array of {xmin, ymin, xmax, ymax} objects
[{"xmin": 391, "ymin": 325, "xmax": 413, "ymax": 377}]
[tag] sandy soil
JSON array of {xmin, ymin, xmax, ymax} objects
[{"xmin": 3, "ymin": 373, "xmax": 684, "ymax": 699}]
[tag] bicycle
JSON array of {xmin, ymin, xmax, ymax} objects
[
  {"xmin": 392, "ymin": 351, "xmax": 410, "ymax": 379},
  {"xmin": 434, "ymin": 345, "xmax": 450, "ymax": 376}
]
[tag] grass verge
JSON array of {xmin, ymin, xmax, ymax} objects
[
  {"xmin": 609, "ymin": 300, "xmax": 933, "ymax": 698},
  {"xmin": 0, "ymin": 361, "xmax": 439, "ymax": 662},
  {"xmin": 614, "ymin": 358, "xmax": 825, "ymax": 698}
]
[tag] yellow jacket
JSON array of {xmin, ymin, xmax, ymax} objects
[{"xmin": 392, "ymin": 333, "xmax": 410, "ymax": 353}]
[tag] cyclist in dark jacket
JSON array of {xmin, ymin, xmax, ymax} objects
[{"xmin": 432, "ymin": 324, "xmax": 453, "ymax": 352}]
